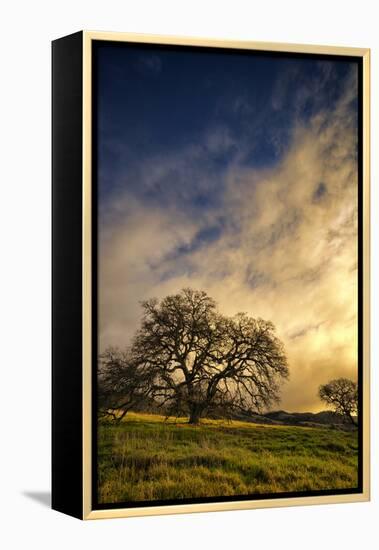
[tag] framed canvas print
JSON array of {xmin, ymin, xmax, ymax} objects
[{"xmin": 52, "ymin": 31, "xmax": 370, "ymax": 520}]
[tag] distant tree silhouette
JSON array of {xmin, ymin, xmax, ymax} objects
[
  {"xmin": 319, "ymin": 378, "xmax": 358, "ymax": 426},
  {"xmin": 122, "ymin": 288, "xmax": 289, "ymax": 424}
]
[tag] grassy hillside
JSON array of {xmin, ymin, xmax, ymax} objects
[{"xmin": 98, "ymin": 412, "xmax": 358, "ymax": 504}]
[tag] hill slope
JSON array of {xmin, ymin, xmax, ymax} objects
[{"xmin": 98, "ymin": 412, "xmax": 359, "ymax": 504}]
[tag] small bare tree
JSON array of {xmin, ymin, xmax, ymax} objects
[
  {"xmin": 98, "ymin": 347, "xmax": 157, "ymax": 423},
  {"xmin": 319, "ymin": 378, "xmax": 358, "ymax": 426}
]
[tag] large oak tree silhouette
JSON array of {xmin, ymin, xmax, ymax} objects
[{"xmin": 99, "ymin": 288, "xmax": 289, "ymax": 424}]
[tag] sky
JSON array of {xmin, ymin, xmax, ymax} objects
[{"xmin": 96, "ymin": 42, "xmax": 359, "ymax": 413}]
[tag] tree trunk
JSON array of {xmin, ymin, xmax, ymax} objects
[
  {"xmin": 348, "ymin": 412, "xmax": 358, "ymax": 426},
  {"xmin": 188, "ymin": 405, "xmax": 202, "ymax": 424}
]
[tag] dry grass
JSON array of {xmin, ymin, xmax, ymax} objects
[{"xmin": 97, "ymin": 412, "xmax": 358, "ymax": 504}]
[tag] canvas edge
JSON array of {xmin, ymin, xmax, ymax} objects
[
  {"xmin": 81, "ymin": 31, "xmax": 371, "ymax": 520},
  {"xmin": 51, "ymin": 30, "xmax": 84, "ymax": 520}
]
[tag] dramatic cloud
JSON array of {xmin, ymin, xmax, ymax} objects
[{"xmin": 98, "ymin": 52, "xmax": 358, "ymax": 413}]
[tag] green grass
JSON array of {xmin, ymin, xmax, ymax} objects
[{"xmin": 97, "ymin": 412, "xmax": 358, "ymax": 504}]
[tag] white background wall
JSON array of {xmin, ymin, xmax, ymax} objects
[{"xmin": 0, "ymin": 1, "xmax": 377, "ymax": 548}]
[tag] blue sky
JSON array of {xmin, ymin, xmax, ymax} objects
[
  {"xmin": 96, "ymin": 42, "xmax": 359, "ymax": 412},
  {"xmin": 96, "ymin": 44, "xmax": 355, "ymax": 207}
]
